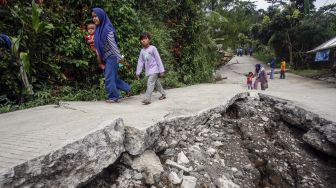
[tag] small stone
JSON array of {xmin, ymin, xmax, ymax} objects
[
  {"xmin": 207, "ymin": 148, "xmax": 217, "ymax": 157},
  {"xmin": 123, "ymin": 169, "xmax": 132, "ymax": 179},
  {"xmin": 234, "ymin": 171, "xmax": 243, "ymax": 178},
  {"xmin": 215, "ymin": 175, "xmax": 240, "ymax": 188},
  {"xmin": 168, "ymin": 139, "xmax": 178, "ymax": 147},
  {"xmin": 177, "ymin": 151, "xmax": 190, "ymax": 164},
  {"xmin": 227, "ymin": 129, "xmax": 235, "ymax": 134},
  {"xmin": 231, "ymin": 167, "xmax": 238, "ymax": 173},
  {"xmin": 181, "ymin": 134, "xmax": 188, "ymax": 140},
  {"xmin": 181, "ymin": 176, "xmax": 197, "ymax": 188},
  {"xmin": 243, "ymin": 164, "xmax": 252, "ymax": 171},
  {"xmin": 164, "ymin": 148, "xmax": 175, "ymax": 156},
  {"xmin": 169, "ymin": 171, "xmax": 182, "ymax": 184},
  {"xmin": 133, "ymin": 172, "xmax": 143, "ymax": 180},
  {"xmin": 213, "ymin": 141, "xmax": 224, "ymax": 147},
  {"xmin": 261, "ymin": 116, "xmax": 269, "ymax": 122},
  {"xmin": 179, "ymin": 141, "xmax": 187, "ymax": 148}
]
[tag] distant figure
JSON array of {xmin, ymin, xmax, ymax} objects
[
  {"xmin": 85, "ymin": 22, "xmax": 96, "ymax": 51},
  {"xmin": 269, "ymin": 57, "xmax": 276, "ymax": 79},
  {"xmin": 136, "ymin": 32, "xmax": 166, "ymax": 105},
  {"xmin": 280, "ymin": 58, "xmax": 286, "ymax": 79},
  {"xmin": 249, "ymin": 48, "xmax": 253, "ymax": 56},
  {"xmin": 239, "ymin": 48, "xmax": 243, "ymax": 56},
  {"xmin": 246, "ymin": 72, "xmax": 254, "ymax": 90},
  {"xmin": 254, "ymin": 64, "xmax": 268, "ymax": 90},
  {"xmin": 244, "ymin": 48, "xmax": 248, "ymax": 55}
]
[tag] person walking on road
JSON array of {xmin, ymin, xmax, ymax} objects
[
  {"xmin": 269, "ymin": 57, "xmax": 276, "ymax": 79},
  {"xmin": 246, "ymin": 72, "xmax": 254, "ymax": 90},
  {"xmin": 136, "ymin": 32, "xmax": 166, "ymax": 105},
  {"xmin": 254, "ymin": 64, "xmax": 268, "ymax": 90},
  {"xmin": 280, "ymin": 58, "xmax": 286, "ymax": 79},
  {"xmin": 92, "ymin": 8, "xmax": 131, "ymax": 103}
]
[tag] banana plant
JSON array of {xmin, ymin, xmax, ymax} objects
[
  {"xmin": 9, "ymin": 0, "xmax": 54, "ymax": 95},
  {"xmin": 11, "ymin": 36, "xmax": 34, "ymax": 95},
  {"xmin": 31, "ymin": 0, "xmax": 54, "ymax": 33}
]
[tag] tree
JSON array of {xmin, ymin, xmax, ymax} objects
[{"xmin": 290, "ymin": 0, "xmax": 315, "ymax": 12}]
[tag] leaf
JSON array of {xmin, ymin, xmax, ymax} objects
[
  {"xmin": 32, "ymin": 0, "xmax": 41, "ymax": 32},
  {"xmin": 11, "ymin": 37, "xmax": 20, "ymax": 56},
  {"xmin": 20, "ymin": 52, "xmax": 30, "ymax": 73}
]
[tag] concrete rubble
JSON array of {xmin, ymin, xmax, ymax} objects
[{"xmin": 1, "ymin": 92, "xmax": 336, "ymax": 188}]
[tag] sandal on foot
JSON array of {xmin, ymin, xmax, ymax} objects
[
  {"xmin": 142, "ymin": 100, "xmax": 151, "ymax": 105},
  {"xmin": 126, "ymin": 92, "xmax": 131, "ymax": 97},
  {"xmin": 106, "ymin": 99, "xmax": 118, "ymax": 103},
  {"xmin": 159, "ymin": 95, "xmax": 166, "ymax": 100}
]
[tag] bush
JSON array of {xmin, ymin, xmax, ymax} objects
[{"xmin": 0, "ymin": 0, "xmax": 219, "ymax": 113}]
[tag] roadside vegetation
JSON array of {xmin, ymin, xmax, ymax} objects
[{"xmin": 0, "ymin": 0, "xmax": 335, "ymax": 113}]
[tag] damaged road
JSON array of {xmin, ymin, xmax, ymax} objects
[{"xmin": 82, "ymin": 94, "xmax": 336, "ymax": 188}]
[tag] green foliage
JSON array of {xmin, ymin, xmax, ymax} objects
[
  {"xmin": 250, "ymin": 2, "xmax": 336, "ymax": 69},
  {"xmin": 1, "ymin": 0, "xmax": 220, "ymax": 112}
]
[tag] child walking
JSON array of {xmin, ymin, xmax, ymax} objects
[
  {"xmin": 280, "ymin": 58, "xmax": 286, "ymax": 79},
  {"xmin": 136, "ymin": 32, "xmax": 166, "ymax": 105},
  {"xmin": 246, "ymin": 72, "xmax": 253, "ymax": 90}
]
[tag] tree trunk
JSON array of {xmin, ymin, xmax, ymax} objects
[{"xmin": 286, "ymin": 31, "xmax": 294, "ymax": 68}]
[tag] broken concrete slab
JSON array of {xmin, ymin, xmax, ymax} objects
[
  {"xmin": 0, "ymin": 119, "xmax": 125, "ymax": 188},
  {"xmin": 0, "ymin": 86, "xmax": 248, "ymax": 187}
]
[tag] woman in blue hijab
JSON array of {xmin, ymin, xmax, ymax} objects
[{"xmin": 92, "ymin": 8, "xmax": 130, "ymax": 103}]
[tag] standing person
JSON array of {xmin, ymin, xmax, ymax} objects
[
  {"xmin": 249, "ymin": 47, "xmax": 253, "ymax": 56},
  {"xmin": 269, "ymin": 57, "xmax": 276, "ymax": 79},
  {"xmin": 254, "ymin": 64, "xmax": 268, "ymax": 90},
  {"xmin": 280, "ymin": 58, "xmax": 286, "ymax": 79},
  {"xmin": 136, "ymin": 32, "xmax": 166, "ymax": 105},
  {"xmin": 246, "ymin": 72, "xmax": 254, "ymax": 90},
  {"xmin": 92, "ymin": 8, "xmax": 131, "ymax": 103}
]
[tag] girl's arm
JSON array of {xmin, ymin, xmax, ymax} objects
[
  {"xmin": 136, "ymin": 51, "xmax": 144, "ymax": 77},
  {"xmin": 107, "ymin": 32, "xmax": 123, "ymax": 62},
  {"xmin": 153, "ymin": 46, "xmax": 165, "ymax": 73}
]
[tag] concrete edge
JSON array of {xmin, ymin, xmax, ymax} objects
[
  {"xmin": 0, "ymin": 118, "xmax": 125, "ymax": 188},
  {"xmin": 258, "ymin": 93, "xmax": 336, "ymax": 157}
]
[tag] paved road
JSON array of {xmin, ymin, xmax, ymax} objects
[
  {"xmin": 1, "ymin": 55, "xmax": 335, "ymax": 173},
  {"xmin": 217, "ymin": 56, "xmax": 336, "ymax": 122},
  {"xmin": 0, "ymin": 84, "xmax": 244, "ymax": 171}
]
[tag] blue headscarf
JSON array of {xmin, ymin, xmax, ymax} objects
[
  {"xmin": 0, "ymin": 34, "xmax": 12, "ymax": 50},
  {"xmin": 255, "ymin": 64, "xmax": 262, "ymax": 72},
  {"xmin": 92, "ymin": 8, "xmax": 118, "ymax": 57}
]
